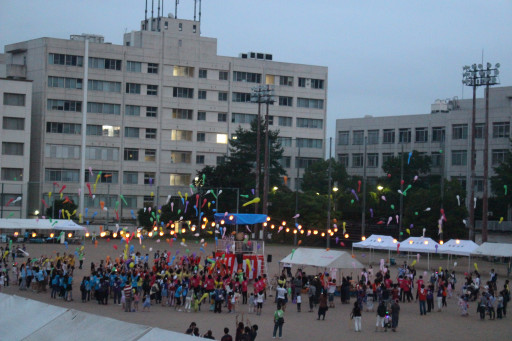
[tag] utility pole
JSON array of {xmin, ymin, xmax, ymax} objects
[
  {"xmin": 294, "ymin": 147, "xmax": 300, "ymax": 246},
  {"xmin": 361, "ymin": 136, "xmax": 368, "ymax": 238},
  {"xmin": 262, "ymin": 85, "xmax": 274, "ymax": 217},
  {"xmin": 399, "ymin": 144, "xmax": 404, "ymax": 241},
  {"xmin": 326, "ymin": 137, "xmax": 332, "ymax": 248}
]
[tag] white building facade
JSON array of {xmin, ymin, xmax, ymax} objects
[
  {"xmin": 3, "ymin": 16, "xmax": 327, "ymax": 218},
  {"xmin": 335, "ymin": 86, "xmax": 512, "ymax": 196}
]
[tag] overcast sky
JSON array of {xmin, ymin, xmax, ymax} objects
[{"xmin": 1, "ymin": 0, "xmax": 511, "ymax": 141}]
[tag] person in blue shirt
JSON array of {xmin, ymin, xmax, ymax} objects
[
  {"xmin": 80, "ymin": 276, "xmax": 88, "ymax": 302},
  {"xmin": 19, "ymin": 264, "xmax": 27, "ymax": 290},
  {"xmin": 66, "ymin": 274, "xmax": 73, "ymax": 301},
  {"xmin": 51, "ymin": 272, "xmax": 60, "ymax": 298}
]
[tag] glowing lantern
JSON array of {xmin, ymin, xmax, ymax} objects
[
  {"xmin": 361, "ymin": 236, "xmax": 366, "ymax": 241},
  {"xmin": 344, "ymin": 233, "xmax": 349, "ymax": 238},
  {"xmin": 67, "ymin": 233, "xmax": 72, "ymax": 238}
]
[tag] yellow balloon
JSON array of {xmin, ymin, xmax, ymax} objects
[
  {"xmin": 182, "ymin": 238, "xmax": 186, "ymax": 243},
  {"xmin": 129, "ymin": 262, "xmax": 134, "ymax": 268}
]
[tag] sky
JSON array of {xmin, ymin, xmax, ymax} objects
[{"xmin": 1, "ymin": 0, "xmax": 511, "ymax": 141}]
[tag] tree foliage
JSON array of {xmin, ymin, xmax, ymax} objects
[{"xmin": 46, "ymin": 199, "xmax": 78, "ymax": 220}]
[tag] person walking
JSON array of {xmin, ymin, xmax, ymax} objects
[
  {"xmin": 307, "ymin": 281, "xmax": 316, "ymax": 312},
  {"xmin": 123, "ymin": 280, "xmax": 133, "ymax": 312},
  {"xmin": 272, "ymin": 304, "xmax": 284, "ymax": 339},
  {"xmin": 376, "ymin": 301, "xmax": 386, "ymax": 332},
  {"xmin": 351, "ymin": 301, "xmax": 362, "ymax": 332},
  {"xmin": 391, "ymin": 299, "xmax": 400, "ymax": 332},
  {"xmin": 418, "ymin": 284, "xmax": 427, "ymax": 315},
  {"xmin": 317, "ymin": 293, "xmax": 328, "ymax": 320}
]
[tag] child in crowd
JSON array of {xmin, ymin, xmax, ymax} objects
[
  {"xmin": 133, "ymin": 291, "xmax": 140, "ymax": 312},
  {"xmin": 142, "ymin": 294, "xmax": 151, "ymax": 312},
  {"xmin": 296, "ymin": 292, "xmax": 302, "ymax": 312},
  {"xmin": 248, "ymin": 292, "xmax": 255, "ymax": 314}
]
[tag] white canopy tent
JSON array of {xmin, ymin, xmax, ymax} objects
[
  {"xmin": 0, "ymin": 218, "xmax": 85, "ymax": 231},
  {"xmin": 472, "ymin": 242, "xmax": 512, "ymax": 257},
  {"xmin": 352, "ymin": 234, "xmax": 398, "ymax": 264},
  {"xmin": 439, "ymin": 239, "xmax": 480, "ymax": 272},
  {"xmin": 398, "ymin": 237, "xmax": 441, "ymax": 269}
]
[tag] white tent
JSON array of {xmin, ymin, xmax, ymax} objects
[
  {"xmin": 279, "ymin": 248, "xmax": 364, "ymax": 269},
  {"xmin": 0, "ymin": 218, "xmax": 85, "ymax": 231},
  {"xmin": 439, "ymin": 239, "xmax": 479, "ymax": 256},
  {"xmin": 399, "ymin": 237, "xmax": 440, "ymax": 253},
  {"xmin": 472, "ymin": 242, "xmax": 512, "ymax": 257},
  {"xmin": 353, "ymin": 234, "xmax": 396, "ymax": 250}
]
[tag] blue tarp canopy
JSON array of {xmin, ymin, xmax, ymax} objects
[{"xmin": 214, "ymin": 213, "xmax": 268, "ymax": 225}]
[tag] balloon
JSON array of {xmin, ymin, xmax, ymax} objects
[
  {"xmin": 357, "ymin": 180, "xmax": 362, "ymax": 193},
  {"xmin": 454, "ymin": 262, "xmax": 458, "ymax": 267},
  {"xmin": 505, "ymin": 185, "xmax": 508, "ymax": 195},
  {"xmin": 292, "ymin": 214, "xmax": 300, "ymax": 219},
  {"xmin": 413, "ymin": 175, "xmax": 418, "ymax": 182},
  {"xmin": 407, "ymin": 152, "xmax": 412, "ymax": 164},
  {"xmin": 369, "ymin": 208, "xmax": 374, "ymax": 218},
  {"xmin": 499, "ymin": 217, "xmax": 504, "ymax": 224},
  {"xmin": 129, "ymin": 262, "xmax": 134, "ymax": 268},
  {"xmin": 391, "ymin": 204, "xmax": 395, "ymax": 210},
  {"xmin": 387, "ymin": 174, "xmax": 391, "ymax": 178},
  {"xmin": 456, "ymin": 195, "xmax": 460, "ymax": 206},
  {"xmin": 113, "ymin": 245, "xmax": 118, "ymax": 250},
  {"xmin": 290, "ymin": 248, "xmax": 296, "ymax": 260},
  {"xmin": 351, "ymin": 189, "xmax": 359, "ymax": 201},
  {"xmin": 411, "ymin": 260, "xmax": 417, "ymax": 266},
  {"xmin": 406, "ymin": 228, "xmax": 410, "ymax": 235},
  {"xmin": 242, "ymin": 197, "xmax": 260, "ymax": 207},
  {"xmin": 381, "ymin": 195, "xmax": 386, "ymax": 201},
  {"xmin": 474, "ymin": 263, "xmax": 478, "ymax": 271},
  {"xmin": 298, "ymin": 240, "xmax": 302, "ymax": 245}
]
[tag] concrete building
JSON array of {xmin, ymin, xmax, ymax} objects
[
  {"xmin": 335, "ymin": 86, "xmax": 512, "ymax": 196},
  {"xmin": 0, "ymin": 73, "xmax": 32, "ymax": 218},
  {"xmin": 2, "ymin": 15, "xmax": 327, "ymax": 218}
]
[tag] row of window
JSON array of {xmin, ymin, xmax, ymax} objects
[
  {"xmin": 48, "ymin": 54, "xmax": 325, "ymax": 89},
  {"xmin": 3, "ymin": 93, "xmax": 26, "ymax": 106},
  {"xmin": 338, "ymin": 149, "xmax": 508, "ymax": 169},
  {"xmin": 2, "ymin": 117, "xmax": 25, "ymax": 130},
  {"xmin": 338, "ymin": 122, "xmax": 510, "ymax": 145}
]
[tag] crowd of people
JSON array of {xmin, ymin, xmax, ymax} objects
[{"xmin": 1, "ymin": 241, "xmax": 511, "ymax": 338}]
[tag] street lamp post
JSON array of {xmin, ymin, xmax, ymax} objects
[
  {"xmin": 361, "ymin": 136, "xmax": 368, "ymax": 239},
  {"xmin": 462, "ymin": 63, "xmax": 500, "ymax": 242},
  {"xmin": 326, "ymin": 137, "xmax": 332, "ymax": 248}
]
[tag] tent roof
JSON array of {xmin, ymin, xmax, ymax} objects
[
  {"xmin": 0, "ymin": 218, "xmax": 85, "ymax": 231},
  {"xmin": 213, "ymin": 213, "xmax": 268, "ymax": 225},
  {"xmin": 280, "ymin": 248, "xmax": 364, "ymax": 269},
  {"xmin": 439, "ymin": 239, "xmax": 479, "ymax": 256},
  {"xmin": 353, "ymin": 234, "xmax": 397, "ymax": 250},
  {"xmin": 472, "ymin": 242, "xmax": 512, "ymax": 257},
  {"xmin": 398, "ymin": 237, "xmax": 440, "ymax": 253}
]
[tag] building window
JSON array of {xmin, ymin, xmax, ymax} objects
[
  {"xmin": 232, "ymin": 92, "xmax": 252, "ymax": 103},
  {"xmin": 143, "ymin": 195, "xmax": 154, "ymax": 207},
  {"xmin": 415, "ymin": 128, "xmax": 428, "ymax": 143},
  {"xmin": 88, "ymin": 80, "xmax": 121, "ymax": 92},
  {"xmin": 86, "ymin": 124, "xmax": 119, "ymax": 137},
  {"xmin": 197, "ymin": 132, "xmax": 205, "ymax": 142},
  {"xmin": 197, "ymin": 111, "xmax": 206, "ymax": 121},
  {"xmin": 125, "ymin": 127, "xmax": 140, "ymax": 138},
  {"xmin": 47, "ymin": 99, "xmax": 82, "ymax": 112},
  {"xmin": 452, "ymin": 150, "xmax": 467, "ymax": 166},
  {"xmin": 199, "ymin": 69, "xmax": 207, "ymax": 78},
  {"xmin": 173, "ymin": 66, "xmax": 194, "ymax": 77},
  {"xmin": 296, "ymin": 138, "xmax": 322, "ymax": 149},
  {"xmin": 454, "ymin": 176, "xmax": 467, "ymax": 190},
  {"xmin": 49, "ymin": 53, "xmax": 83, "ymax": 66},
  {"xmin": 295, "ymin": 157, "xmax": 322, "ymax": 169},
  {"xmin": 196, "ymin": 155, "xmax": 205, "ymax": 164},
  {"xmin": 126, "ymin": 83, "xmax": 141, "ymax": 94},
  {"xmin": 383, "ymin": 129, "xmax": 395, "ymax": 144},
  {"xmin": 46, "ymin": 144, "xmax": 80, "ymax": 159},
  {"xmin": 193, "ymin": 24, "xmax": 197, "ymax": 33},
  {"xmin": 278, "ymin": 116, "xmax": 292, "ymax": 127},
  {"xmin": 3, "ymin": 117, "xmax": 24, "ymax": 130},
  {"xmin": 171, "ymin": 151, "xmax": 191, "ymax": 164},
  {"xmin": 126, "ymin": 61, "xmax": 142, "ymax": 72},
  {"xmin": 432, "ymin": 127, "xmax": 446, "ymax": 142},
  {"xmin": 279, "ymin": 76, "xmax": 293, "ymax": 86},
  {"xmin": 493, "ymin": 122, "xmax": 510, "ymax": 138},
  {"xmin": 265, "ymin": 75, "xmax": 275, "ymax": 85},
  {"xmin": 382, "ymin": 153, "xmax": 394, "ymax": 165},
  {"xmin": 352, "ymin": 154, "xmax": 363, "ymax": 168},
  {"xmin": 232, "ymin": 113, "xmax": 257, "ymax": 124},
  {"xmin": 492, "ymin": 149, "xmax": 507, "ymax": 166},
  {"xmin": 125, "ymin": 105, "xmax": 140, "ymax": 116},
  {"xmin": 124, "ymin": 148, "xmax": 139, "ymax": 161},
  {"xmin": 178, "ymin": 23, "xmax": 183, "ymax": 31},
  {"xmin": 232, "ymin": 71, "xmax": 261, "ymax": 83},
  {"xmin": 279, "ymin": 156, "xmax": 291, "ymax": 168},
  {"xmin": 338, "ymin": 131, "xmax": 349, "ymax": 145},
  {"xmin": 218, "ymin": 92, "xmax": 228, "ymax": 101},
  {"xmin": 146, "ymin": 106, "xmax": 157, "ymax": 118},
  {"xmin": 147, "ymin": 63, "xmax": 159, "ymax": 74},
  {"xmin": 48, "ymin": 76, "xmax": 83, "ymax": 89},
  {"xmin": 45, "ymin": 169, "xmax": 79, "ymax": 182},
  {"xmin": 198, "ymin": 90, "xmax": 207, "ymax": 100},
  {"xmin": 219, "ymin": 71, "xmax": 228, "ymax": 81},
  {"xmin": 431, "ymin": 152, "xmax": 442, "ymax": 167},
  {"xmin": 268, "ymin": 116, "xmax": 274, "ymax": 125},
  {"xmin": 338, "ymin": 154, "xmax": 349, "ymax": 167},
  {"xmin": 144, "ymin": 172, "xmax": 155, "ymax": 185},
  {"xmin": 123, "ymin": 172, "xmax": 138, "ymax": 185},
  {"xmin": 145, "ymin": 128, "xmax": 157, "ymax": 139},
  {"xmin": 87, "ymin": 102, "xmax": 121, "ymax": 115},
  {"xmin": 452, "ymin": 124, "xmax": 468, "ymax": 140},
  {"xmin": 353, "ymin": 130, "xmax": 364, "ymax": 145},
  {"xmin": 473, "ymin": 178, "xmax": 484, "ymax": 192},
  {"xmin": 279, "ymin": 96, "xmax": 293, "ymax": 107},
  {"xmin": 277, "ymin": 137, "xmax": 292, "ymax": 147},
  {"xmin": 46, "ymin": 122, "xmax": 81, "ymax": 134},
  {"xmin": 367, "ymin": 130, "xmax": 379, "ymax": 145},
  {"xmin": 367, "ymin": 153, "xmax": 379, "ymax": 168},
  {"xmin": 170, "ymin": 174, "xmax": 190, "ymax": 186},
  {"xmin": 2, "ymin": 142, "xmax": 23, "ymax": 156},
  {"xmin": 88, "ymin": 57, "xmax": 121, "ymax": 70},
  {"xmin": 145, "ymin": 149, "xmax": 156, "ymax": 162},
  {"xmin": 171, "ymin": 130, "xmax": 193, "ymax": 141},
  {"xmin": 297, "ymin": 98, "xmax": 324, "ymax": 109},
  {"xmin": 399, "ymin": 128, "xmax": 411, "ymax": 143},
  {"xmin": 173, "ymin": 87, "xmax": 194, "ymax": 98},
  {"xmin": 147, "ymin": 85, "xmax": 158, "ymax": 96},
  {"xmin": 85, "ymin": 146, "xmax": 118, "ymax": 161},
  {"xmin": 475, "ymin": 123, "xmax": 484, "ymax": 139},
  {"xmin": 218, "ymin": 113, "xmax": 227, "ymax": 122},
  {"xmin": 216, "ymin": 134, "xmax": 228, "ymax": 144},
  {"xmin": 172, "ymin": 109, "xmax": 193, "ymax": 120},
  {"xmin": 310, "ymin": 79, "xmax": 324, "ymax": 89}
]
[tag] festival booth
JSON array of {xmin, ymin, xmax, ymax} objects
[
  {"xmin": 398, "ymin": 237, "xmax": 440, "ymax": 269},
  {"xmin": 213, "ymin": 213, "xmax": 267, "ymax": 279},
  {"xmin": 438, "ymin": 239, "xmax": 479, "ymax": 271},
  {"xmin": 0, "ymin": 293, "xmax": 200, "ymax": 341},
  {"xmin": 0, "ymin": 218, "xmax": 86, "ymax": 243},
  {"xmin": 472, "ymin": 242, "xmax": 512, "ymax": 277},
  {"xmin": 279, "ymin": 248, "xmax": 364, "ymax": 282},
  {"xmin": 352, "ymin": 234, "xmax": 397, "ymax": 264}
]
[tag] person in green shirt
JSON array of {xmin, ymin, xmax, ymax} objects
[{"xmin": 273, "ymin": 304, "xmax": 284, "ymax": 339}]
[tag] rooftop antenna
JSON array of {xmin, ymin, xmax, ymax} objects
[
  {"xmin": 175, "ymin": 0, "xmax": 179, "ymax": 19},
  {"xmin": 145, "ymin": 0, "xmax": 148, "ymax": 30},
  {"xmin": 194, "ymin": 0, "xmax": 197, "ymax": 21},
  {"xmin": 199, "ymin": 0, "xmax": 202, "ymax": 23},
  {"xmin": 157, "ymin": 0, "xmax": 161, "ymax": 31},
  {"xmin": 151, "ymin": 0, "xmax": 154, "ymax": 31}
]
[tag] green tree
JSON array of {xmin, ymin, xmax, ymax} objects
[
  {"xmin": 301, "ymin": 158, "xmax": 350, "ymax": 195},
  {"xmin": 46, "ymin": 199, "xmax": 78, "ymax": 220},
  {"xmin": 491, "ymin": 142, "xmax": 512, "ymax": 211}
]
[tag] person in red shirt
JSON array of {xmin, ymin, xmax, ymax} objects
[
  {"xmin": 416, "ymin": 275, "xmax": 424, "ymax": 301},
  {"xmin": 418, "ymin": 284, "xmax": 427, "ymax": 315},
  {"xmin": 397, "ymin": 276, "xmax": 405, "ymax": 302},
  {"xmin": 403, "ymin": 278, "xmax": 412, "ymax": 302},
  {"xmin": 242, "ymin": 277, "xmax": 248, "ymax": 304}
]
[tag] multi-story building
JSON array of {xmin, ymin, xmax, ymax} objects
[
  {"xmin": 0, "ymin": 70, "xmax": 32, "ymax": 218},
  {"xmin": 335, "ymin": 86, "xmax": 512, "ymax": 196},
  {"xmin": 3, "ymin": 15, "xmax": 327, "ymax": 218}
]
